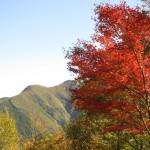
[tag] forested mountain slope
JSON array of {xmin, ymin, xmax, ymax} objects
[{"xmin": 0, "ymin": 80, "xmax": 77, "ymax": 140}]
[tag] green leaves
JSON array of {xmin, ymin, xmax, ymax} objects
[
  {"xmin": 0, "ymin": 113, "xmax": 20, "ymax": 150},
  {"xmin": 66, "ymin": 113, "xmax": 111, "ymax": 150}
]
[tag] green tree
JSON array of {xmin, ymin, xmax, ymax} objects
[
  {"xmin": 65, "ymin": 113, "xmax": 111, "ymax": 150},
  {"xmin": 0, "ymin": 112, "xmax": 20, "ymax": 150},
  {"xmin": 23, "ymin": 133, "xmax": 70, "ymax": 150},
  {"xmin": 65, "ymin": 113, "xmax": 150, "ymax": 150}
]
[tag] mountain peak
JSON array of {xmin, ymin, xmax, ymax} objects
[
  {"xmin": 22, "ymin": 84, "xmax": 46, "ymax": 93},
  {"xmin": 22, "ymin": 85, "xmax": 32, "ymax": 92},
  {"xmin": 0, "ymin": 80, "xmax": 77, "ymax": 140}
]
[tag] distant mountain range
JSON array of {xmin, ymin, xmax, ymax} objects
[{"xmin": 0, "ymin": 80, "xmax": 78, "ymax": 140}]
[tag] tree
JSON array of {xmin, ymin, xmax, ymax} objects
[
  {"xmin": 0, "ymin": 112, "xmax": 20, "ymax": 150},
  {"xmin": 23, "ymin": 133, "xmax": 70, "ymax": 150},
  {"xmin": 66, "ymin": 113, "xmax": 145, "ymax": 150},
  {"xmin": 66, "ymin": 2, "xmax": 150, "ymax": 147},
  {"xmin": 66, "ymin": 113, "xmax": 111, "ymax": 150}
]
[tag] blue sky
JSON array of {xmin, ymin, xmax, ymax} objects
[{"xmin": 0, "ymin": 0, "xmax": 144, "ymax": 97}]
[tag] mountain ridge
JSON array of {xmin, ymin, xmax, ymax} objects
[{"xmin": 0, "ymin": 80, "xmax": 77, "ymax": 140}]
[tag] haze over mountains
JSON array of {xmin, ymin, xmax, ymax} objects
[{"xmin": 0, "ymin": 80, "xmax": 77, "ymax": 140}]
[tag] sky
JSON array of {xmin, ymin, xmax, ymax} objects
[{"xmin": 0, "ymin": 0, "xmax": 144, "ymax": 98}]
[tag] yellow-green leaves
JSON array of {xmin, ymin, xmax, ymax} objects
[{"xmin": 0, "ymin": 113, "xmax": 20, "ymax": 150}]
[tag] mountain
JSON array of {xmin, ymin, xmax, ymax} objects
[{"xmin": 0, "ymin": 80, "xmax": 77, "ymax": 140}]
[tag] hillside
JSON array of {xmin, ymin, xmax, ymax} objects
[{"xmin": 0, "ymin": 80, "xmax": 77, "ymax": 140}]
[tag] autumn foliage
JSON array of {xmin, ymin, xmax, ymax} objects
[{"xmin": 66, "ymin": 3, "xmax": 150, "ymax": 135}]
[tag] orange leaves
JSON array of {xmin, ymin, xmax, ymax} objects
[
  {"xmin": 66, "ymin": 2, "xmax": 150, "ymax": 134},
  {"xmin": 95, "ymin": 2, "xmax": 150, "ymax": 55}
]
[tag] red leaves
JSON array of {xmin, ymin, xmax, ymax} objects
[{"xmin": 66, "ymin": 3, "xmax": 150, "ymax": 134}]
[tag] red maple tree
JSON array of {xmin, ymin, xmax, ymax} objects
[{"xmin": 66, "ymin": 3, "xmax": 150, "ymax": 135}]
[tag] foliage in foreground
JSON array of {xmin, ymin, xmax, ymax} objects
[
  {"xmin": 23, "ymin": 133, "xmax": 70, "ymax": 150},
  {"xmin": 23, "ymin": 113, "xmax": 110, "ymax": 150},
  {"xmin": 65, "ymin": 113, "xmax": 110, "ymax": 150},
  {"xmin": 0, "ymin": 112, "xmax": 20, "ymax": 150},
  {"xmin": 23, "ymin": 113, "xmax": 150, "ymax": 150},
  {"xmin": 66, "ymin": 113, "xmax": 150, "ymax": 150}
]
